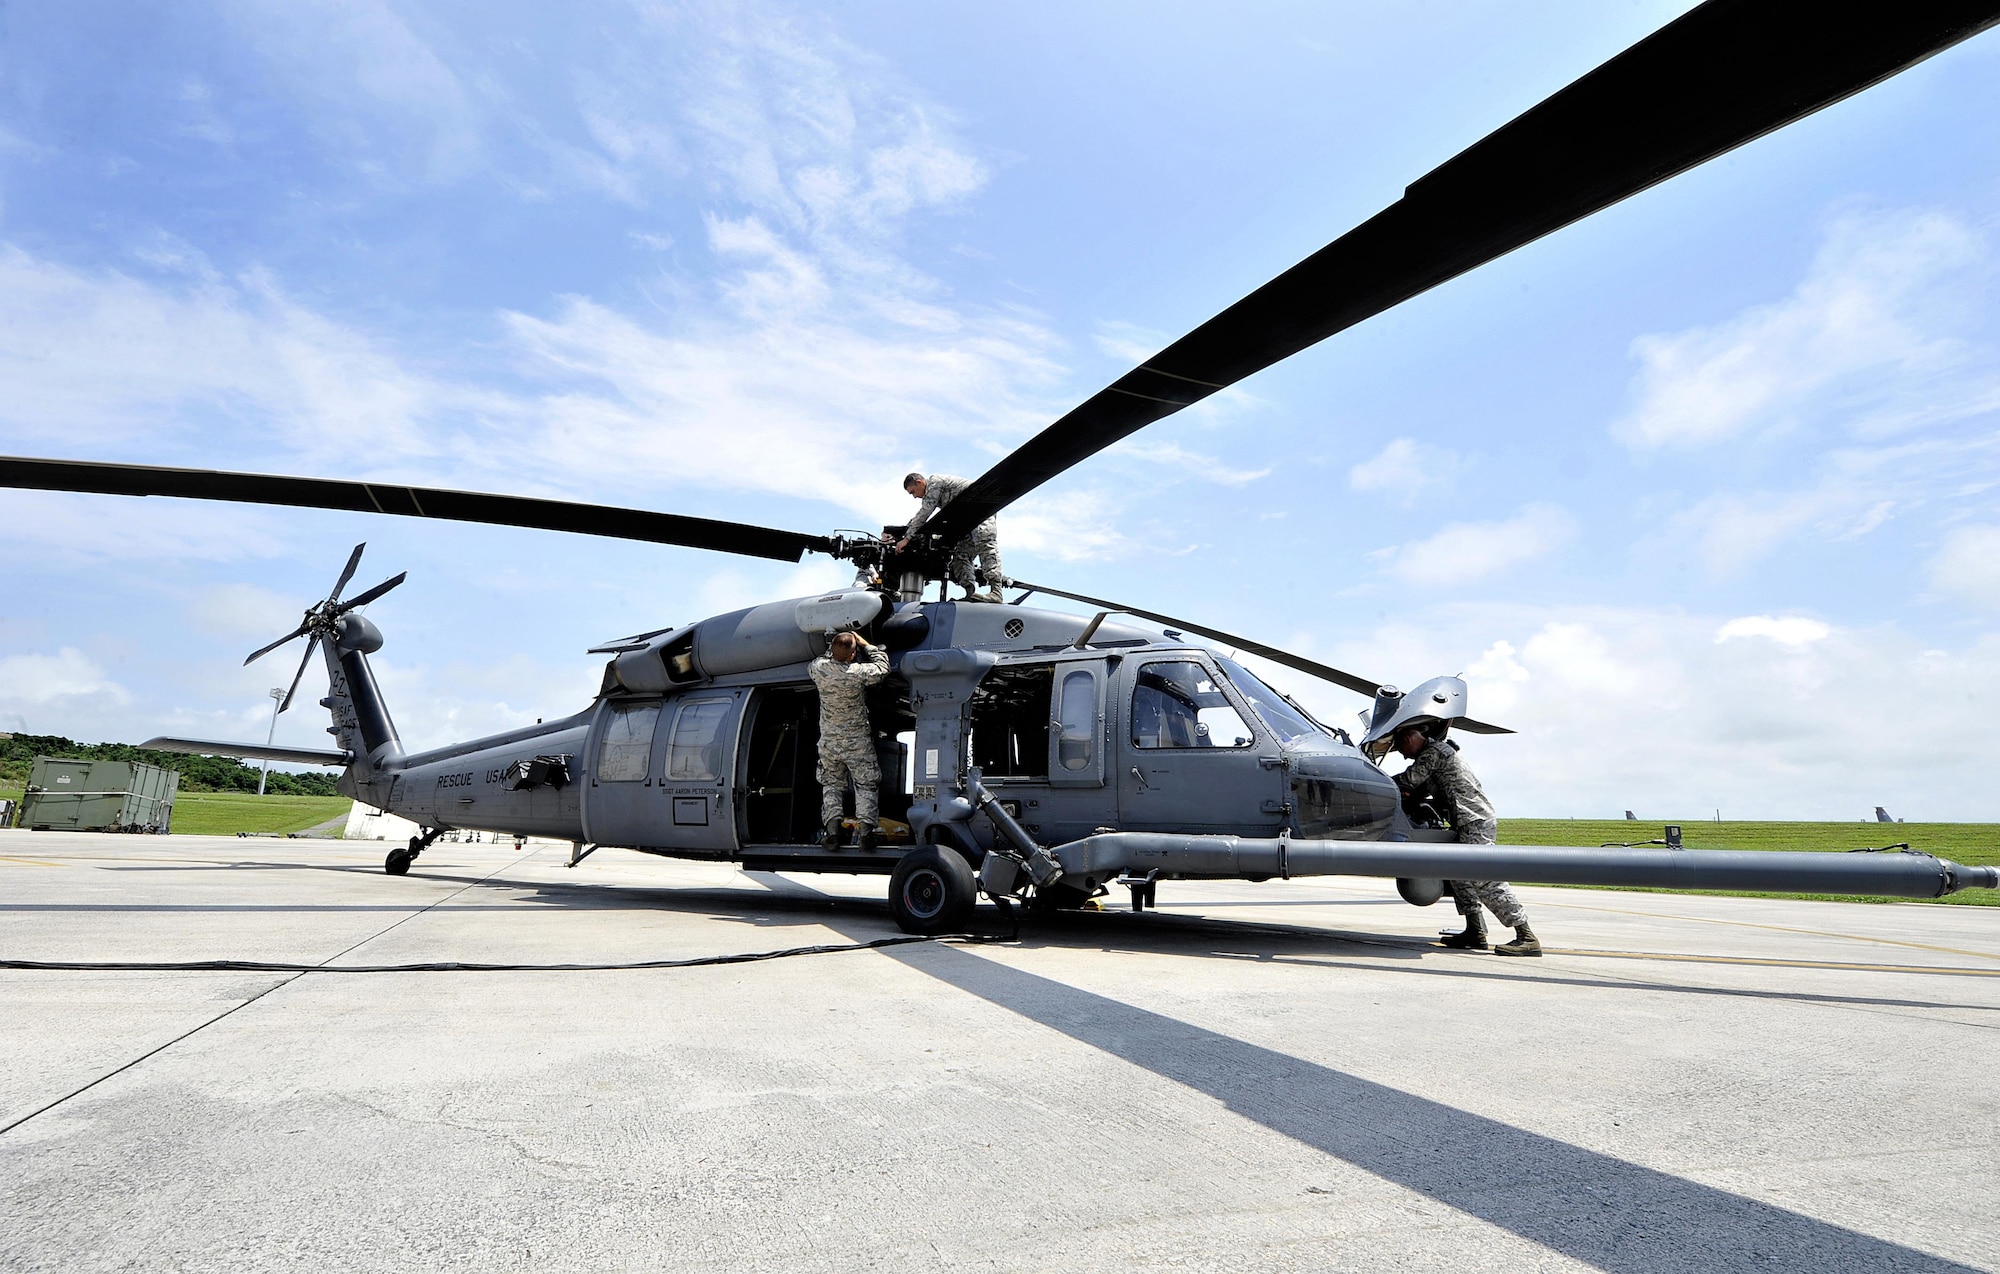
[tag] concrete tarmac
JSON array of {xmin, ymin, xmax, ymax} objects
[{"xmin": 1, "ymin": 830, "xmax": 1996, "ymax": 1272}]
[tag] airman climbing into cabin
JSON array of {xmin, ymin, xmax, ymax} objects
[{"xmin": 808, "ymin": 630, "xmax": 890, "ymax": 851}]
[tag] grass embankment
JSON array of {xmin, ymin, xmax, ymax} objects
[
  {"xmin": 2, "ymin": 785, "xmax": 351, "ymax": 837},
  {"xmin": 1500, "ymin": 819, "xmax": 2000, "ymax": 907},
  {"xmin": 167, "ymin": 793, "xmax": 352, "ymax": 837}
]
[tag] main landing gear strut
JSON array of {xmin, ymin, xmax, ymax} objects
[{"xmin": 384, "ymin": 827, "xmax": 444, "ymax": 876}]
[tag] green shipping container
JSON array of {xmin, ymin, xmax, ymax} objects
[{"xmin": 19, "ymin": 758, "xmax": 179, "ymax": 833}]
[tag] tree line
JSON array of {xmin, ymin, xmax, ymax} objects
[{"xmin": 1, "ymin": 734, "xmax": 343, "ymax": 796}]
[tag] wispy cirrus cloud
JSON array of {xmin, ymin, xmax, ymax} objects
[
  {"xmin": 0, "ymin": 2, "xmax": 1068, "ymax": 530},
  {"xmin": 1373, "ymin": 504, "xmax": 1574, "ymax": 586},
  {"xmin": 1930, "ymin": 523, "xmax": 2000, "ymax": 609},
  {"xmin": 1614, "ymin": 208, "xmax": 1999, "ymax": 450},
  {"xmin": 1348, "ymin": 436, "xmax": 1461, "ymax": 502}
]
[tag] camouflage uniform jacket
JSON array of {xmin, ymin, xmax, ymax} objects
[
  {"xmin": 1395, "ymin": 739, "xmax": 1495, "ymax": 830},
  {"xmin": 905, "ymin": 473, "xmax": 997, "ymax": 539},
  {"xmin": 808, "ymin": 645, "xmax": 889, "ymax": 745}
]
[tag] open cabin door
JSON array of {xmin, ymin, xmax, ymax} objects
[
  {"xmin": 965, "ymin": 655, "xmax": 1109, "ymax": 847},
  {"xmin": 738, "ymin": 681, "xmax": 913, "ymax": 847}
]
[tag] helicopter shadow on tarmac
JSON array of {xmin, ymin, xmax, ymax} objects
[
  {"xmin": 387, "ymin": 863, "xmax": 2000, "ymax": 1018},
  {"xmin": 732, "ymin": 877, "xmax": 1984, "ymax": 1274}
]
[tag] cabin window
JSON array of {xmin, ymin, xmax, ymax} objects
[
  {"xmin": 1131, "ymin": 661, "xmax": 1254, "ymax": 749},
  {"xmin": 1058, "ymin": 669, "xmax": 1096, "ymax": 771},
  {"xmin": 666, "ymin": 698, "xmax": 732, "ymax": 782},
  {"xmin": 598, "ymin": 702, "xmax": 662, "ymax": 782},
  {"xmin": 968, "ymin": 665, "xmax": 1054, "ymax": 779}
]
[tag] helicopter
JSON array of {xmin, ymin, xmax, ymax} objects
[{"xmin": 4, "ymin": 2, "xmax": 1998, "ymax": 934}]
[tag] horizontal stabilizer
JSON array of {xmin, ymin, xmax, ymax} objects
[{"xmin": 140, "ymin": 737, "xmax": 352, "ymax": 767}]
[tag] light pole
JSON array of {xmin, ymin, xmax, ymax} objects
[{"xmin": 257, "ymin": 687, "xmax": 283, "ymax": 796}]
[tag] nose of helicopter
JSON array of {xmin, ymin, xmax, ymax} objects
[{"xmin": 1282, "ymin": 742, "xmax": 1401, "ymax": 839}]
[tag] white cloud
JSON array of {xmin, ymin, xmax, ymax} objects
[
  {"xmin": 219, "ymin": 0, "xmax": 483, "ymax": 184},
  {"xmin": 1003, "ymin": 490, "xmax": 1129, "ymax": 564},
  {"xmin": 0, "ymin": 6, "xmax": 1065, "ymax": 527},
  {"xmin": 1093, "ymin": 320, "xmax": 1167, "ymax": 365},
  {"xmin": 1614, "ymin": 208, "xmax": 1998, "ymax": 450},
  {"xmin": 1115, "ymin": 441, "xmax": 1270, "ymax": 487},
  {"xmin": 0, "ymin": 490, "xmax": 289, "ymax": 566},
  {"xmin": 1715, "ymin": 615, "xmax": 1831, "ymax": 646},
  {"xmin": 1374, "ymin": 504, "xmax": 1573, "ymax": 585},
  {"xmin": 0, "ymin": 245, "xmax": 494, "ymax": 465},
  {"xmin": 187, "ymin": 583, "xmax": 309, "ymax": 641},
  {"xmin": 1930, "ymin": 524, "xmax": 2000, "ymax": 608},
  {"xmin": 1348, "ymin": 437, "xmax": 1460, "ymax": 501},
  {"xmin": 1259, "ymin": 604, "xmax": 2000, "ymax": 821},
  {"xmin": 0, "ymin": 648, "xmax": 130, "ymax": 708}
]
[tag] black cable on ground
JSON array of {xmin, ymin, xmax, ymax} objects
[{"xmin": 0, "ymin": 930, "xmax": 1020, "ymax": 975}]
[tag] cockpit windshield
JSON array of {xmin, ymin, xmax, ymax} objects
[{"xmin": 1217, "ymin": 657, "xmax": 1324, "ymax": 745}]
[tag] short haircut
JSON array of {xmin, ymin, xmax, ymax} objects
[
  {"xmin": 903, "ymin": 472, "xmax": 925, "ymax": 489},
  {"xmin": 830, "ymin": 630, "xmax": 859, "ymax": 653}
]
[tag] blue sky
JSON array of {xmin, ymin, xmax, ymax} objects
[{"xmin": 2, "ymin": 1, "xmax": 1998, "ymax": 819}]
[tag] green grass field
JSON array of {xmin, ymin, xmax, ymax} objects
[
  {"xmin": 3, "ymin": 785, "xmax": 1992, "ymax": 904},
  {"xmin": 166, "ymin": 792, "xmax": 353, "ymax": 837},
  {"xmin": 1501, "ymin": 819, "xmax": 2000, "ymax": 906},
  {"xmin": 2, "ymin": 786, "xmax": 351, "ymax": 837}
]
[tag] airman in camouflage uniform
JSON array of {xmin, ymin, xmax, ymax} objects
[
  {"xmin": 1393, "ymin": 726, "xmax": 1541, "ymax": 956},
  {"xmin": 895, "ymin": 472, "xmax": 1004, "ymax": 602},
  {"xmin": 809, "ymin": 631, "xmax": 890, "ymax": 850}
]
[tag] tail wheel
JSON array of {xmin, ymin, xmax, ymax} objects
[{"xmin": 888, "ymin": 846, "xmax": 975, "ymax": 934}]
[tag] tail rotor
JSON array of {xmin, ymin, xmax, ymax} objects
[{"xmin": 244, "ymin": 543, "xmax": 407, "ymax": 713}]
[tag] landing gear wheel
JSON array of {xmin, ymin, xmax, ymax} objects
[
  {"xmin": 384, "ymin": 846, "xmax": 413, "ymax": 876},
  {"xmin": 888, "ymin": 846, "xmax": 976, "ymax": 935}
]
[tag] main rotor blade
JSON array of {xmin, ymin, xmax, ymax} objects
[
  {"xmin": 921, "ymin": 1, "xmax": 2000, "ymax": 545},
  {"xmin": 0, "ymin": 458, "xmax": 836, "ymax": 564},
  {"xmin": 328, "ymin": 542, "xmax": 365, "ymax": 605},
  {"xmin": 335, "ymin": 572, "xmax": 407, "ymax": 613},
  {"xmin": 1452, "ymin": 716, "xmax": 1516, "ymax": 737},
  {"xmin": 1012, "ymin": 579, "xmax": 1383, "ymax": 698},
  {"xmin": 243, "ymin": 622, "xmax": 311, "ymax": 667},
  {"xmin": 277, "ymin": 633, "xmax": 321, "ymax": 714}
]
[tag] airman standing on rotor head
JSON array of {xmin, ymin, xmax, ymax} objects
[
  {"xmin": 808, "ymin": 630, "xmax": 890, "ymax": 851},
  {"xmin": 1392, "ymin": 724, "xmax": 1541, "ymax": 957},
  {"xmin": 888, "ymin": 472, "xmax": 1005, "ymax": 602}
]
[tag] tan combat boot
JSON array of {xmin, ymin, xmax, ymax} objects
[{"xmin": 1494, "ymin": 924, "xmax": 1542, "ymax": 957}]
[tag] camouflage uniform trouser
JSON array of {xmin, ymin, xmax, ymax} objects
[
  {"xmin": 818, "ymin": 735, "xmax": 880, "ymax": 827},
  {"xmin": 947, "ymin": 528, "xmax": 1003, "ymax": 597},
  {"xmin": 1447, "ymin": 818, "xmax": 1528, "ymax": 928}
]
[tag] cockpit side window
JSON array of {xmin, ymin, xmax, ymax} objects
[
  {"xmin": 1216, "ymin": 657, "xmax": 1323, "ymax": 745},
  {"xmin": 1131, "ymin": 660, "xmax": 1254, "ymax": 749}
]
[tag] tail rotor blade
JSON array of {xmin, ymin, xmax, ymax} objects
[
  {"xmin": 335, "ymin": 572, "xmax": 406, "ymax": 614},
  {"xmin": 277, "ymin": 634, "xmax": 321, "ymax": 714},
  {"xmin": 328, "ymin": 542, "xmax": 365, "ymax": 604},
  {"xmin": 244, "ymin": 622, "xmax": 311, "ymax": 667}
]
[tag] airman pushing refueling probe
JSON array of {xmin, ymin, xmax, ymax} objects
[{"xmin": 1392, "ymin": 723, "xmax": 1541, "ymax": 957}]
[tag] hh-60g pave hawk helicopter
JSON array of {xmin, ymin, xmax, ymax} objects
[{"xmin": 5, "ymin": 1, "xmax": 1999, "ymax": 933}]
